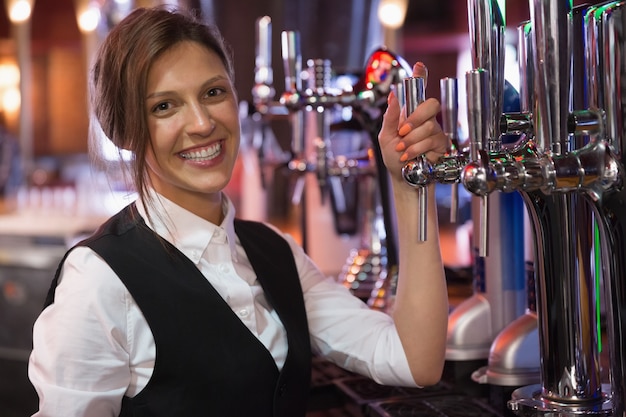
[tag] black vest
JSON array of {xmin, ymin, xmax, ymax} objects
[{"xmin": 44, "ymin": 204, "xmax": 312, "ymax": 417}]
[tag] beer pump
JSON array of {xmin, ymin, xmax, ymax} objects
[
  {"xmin": 402, "ymin": 0, "xmax": 626, "ymax": 415},
  {"xmin": 403, "ymin": 0, "xmax": 529, "ymax": 379},
  {"xmin": 252, "ymin": 16, "xmax": 414, "ymax": 306},
  {"xmin": 507, "ymin": 2, "xmax": 626, "ymax": 415}
]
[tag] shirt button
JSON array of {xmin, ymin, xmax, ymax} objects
[
  {"xmin": 238, "ymin": 308, "xmax": 249, "ymax": 317},
  {"xmin": 213, "ymin": 229, "xmax": 225, "ymax": 241},
  {"xmin": 218, "ymin": 264, "xmax": 229, "ymax": 274}
]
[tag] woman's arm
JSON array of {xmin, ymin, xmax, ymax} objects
[
  {"xmin": 377, "ymin": 62, "xmax": 449, "ymax": 386},
  {"xmin": 29, "ymin": 247, "xmax": 132, "ymax": 417}
]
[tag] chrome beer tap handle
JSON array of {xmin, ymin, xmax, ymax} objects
[
  {"xmin": 279, "ymin": 30, "xmax": 309, "ymax": 208},
  {"xmin": 462, "ymin": 69, "xmax": 495, "ymax": 257},
  {"xmin": 440, "ymin": 77, "xmax": 460, "ymax": 223},
  {"xmin": 308, "ymin": 59, "xmax": 334, "ymax": 204},
  {"xmin": 252, "ymin": 16, "xmax": 275, "ymax": 113},
  {"xmin": 400, "ymin": 76, "xmax": 432, "ymax": 242},
  {"xmin": 280, "ymin": 30, "xmax": 306, "ymax": 160}
]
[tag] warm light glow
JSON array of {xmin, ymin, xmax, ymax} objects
[
  {"xmin": 378, "ymin": 0, "xmax": 408, "ymax": 29},
  {"xmin": 0, "ymin": 63, "xmax": 20, "ymax": 89},
  {"xmin": 77, "ymin": 5, "xmax": 101, "ymax": 33},
  {"xmin": 7, "ymin": 0, "xmax": 33, "ymax": 23},
  {"xmin": 2, "ymin": 87, "xmax": 21, "ymax": 113},
  {"xmin": 0, "ymin": 62, "xmax": 20, "ymax": 114}
]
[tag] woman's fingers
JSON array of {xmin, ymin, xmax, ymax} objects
[
  {"xmin": 396, "ymin": 98, "xmax": 441, "ymax": 141},
  {"xmin": 379, "ymin": 91, "xmax": 401, "ymax": 148},
  {"xmin": 379, "ymin": 62, "xmax": 447, "ymax": 168},
  {"xmin": 412, "ymin": 62, "xmax": 428, "ymax": 86},
  {"xmin": 396, "ymin": 98, "xmax": 448, "ymax": 163}
]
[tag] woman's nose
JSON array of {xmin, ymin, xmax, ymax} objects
[{"xmin": 186, "ymin": 103, "xmax": 215, "ymax": 136}]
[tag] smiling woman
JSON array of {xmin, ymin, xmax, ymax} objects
[{"xmin": 27, "ymin": 6, "xmax": 451, "ymax": 417}]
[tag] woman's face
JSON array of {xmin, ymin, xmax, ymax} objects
[{"xmin": 144, "ymin": 41, "xmax": 240, "ymax": 210}]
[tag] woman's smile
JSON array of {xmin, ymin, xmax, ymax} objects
[{"xmin": 179, "ymin": 140, "xmax": 224, "ymax": 163}]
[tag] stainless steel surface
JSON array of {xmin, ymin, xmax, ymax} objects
[
  {"xmin": 472, "ymin": 311, "xmax": 540, "ymax": 387},
  {"xmin": 445, "ymin": 293, "xmax": 492, "ymax": 360}
]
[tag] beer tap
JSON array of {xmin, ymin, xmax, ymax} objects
[
  {"xmin": 400, "ymin": 77, "xmax": 432, "ymax": 241},
  {"xmin": 262, "ymin": 22, "xmax": 413, "ymax": 287},
  {"xmin": 461, "ymin": 0, "xmax": 505, "ymax": 258},
  {"xmin": 440, "ymin": 77, "xmax": 462, "ymax": 223},
  {"xmin": 280, "ymin": 30, "xmax": 305, "ymax": 160},
  {"xmin": 462, "ymin": 69, "xmax": 497, "ymax": 257},
  {"xmin": 471, "ymin": 19, "xmax": 541, "ymax": 392},
  {"xmin": 252, "ymin": 16, "xmax": 276, "ymax": 115},
  {"xmin": 439, "ymin": 1, "xmax": 626, "ymax": 415},
  {"xmin": 426, "ymin": 0, "xmax": 530, "ymax": 377},
  {"xmin": 401, "ymin": 76, "xmax": 468, "ymax": 240}
]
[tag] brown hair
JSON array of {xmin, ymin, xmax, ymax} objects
[{"xmin": 90, "ymin": 6, "xmax": 235, "ymax": 209}]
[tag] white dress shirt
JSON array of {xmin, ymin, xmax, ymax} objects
[{"xmin": 28, "ymin": 193, "xmax": 416, "ymax": 417}]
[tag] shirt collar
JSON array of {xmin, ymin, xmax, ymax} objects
[{"xmin": 135, "ymin": 192, "xmax": 238, "ymax": 264}]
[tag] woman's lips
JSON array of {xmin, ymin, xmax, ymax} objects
[{"xmin": 179, "ymin": 141, "xmax": 223, "ymax": 162}]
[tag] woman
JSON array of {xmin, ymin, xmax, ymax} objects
[{"xmin": 28, "ymin": 6, "xmax": 449, "ymax": 417}]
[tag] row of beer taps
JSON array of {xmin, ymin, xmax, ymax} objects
[
  {"xmin": 403, "ymin": 1, "xmax": 626, "ymax": 416},
  {"xmin": 252, "ymin": 0, "xmax": 626, "ymax": 415}
]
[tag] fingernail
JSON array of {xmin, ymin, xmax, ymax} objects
[
  {"xmin": 398, "ymin": 123, "xmax": 412, "ymax": 136},
  {"xmin": 395, "ymin": 141, "xmax": 406, "ymax": 152},
  {"xmin": 400, "ymin": 152, "xmax": 408, "ymax": 162}
]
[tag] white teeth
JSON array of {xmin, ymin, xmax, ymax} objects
[{"xmin": 180, "ymin": 142, "xmax": 222, "ymax": 161}]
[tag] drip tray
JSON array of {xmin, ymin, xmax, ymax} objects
[{"xmin": 368, "ymin": 394, "xmax": 503, "ymax": 417}]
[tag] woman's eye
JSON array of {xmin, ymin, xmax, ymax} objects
[
  {"xmin": 206, "ymin": 87, "xmax": 226, "ymax": 98},
  {"xmin": 152, "ymin": 102, "xmax": 171, "ymax": 113}
]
